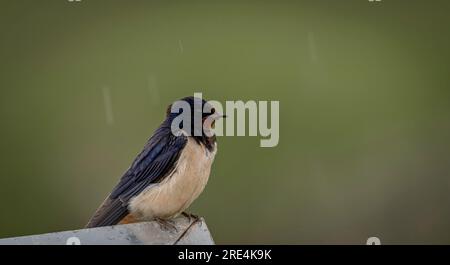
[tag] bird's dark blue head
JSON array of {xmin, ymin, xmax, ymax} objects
[{"xmin": 163, "ymin": 96, "xmax": 223, "ymax": 150}]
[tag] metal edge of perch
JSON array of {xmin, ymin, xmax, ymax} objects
[{"xmin": 0, "ymin": 215, "xmax": 214, "ymax": 245}]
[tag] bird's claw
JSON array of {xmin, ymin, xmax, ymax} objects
[
  {"xmin": 155, "ymin": 218, "xmax": 178, "ymax": 232},
  {"xmin": 182, "ymin": 212, "xmax": 200, "ymax": 224}
]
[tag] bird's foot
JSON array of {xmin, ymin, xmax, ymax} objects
[
  {"xmin": 181, "ymin": 212, "xmax": 200, "ymax": 224},
  {"xmin": 155, "ymin": 218, "xmax": 178, "ymax": 232}
]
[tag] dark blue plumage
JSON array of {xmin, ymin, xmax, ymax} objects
[{"xmin": 86, "ymin": 97, "xmax": 218, "ymax": 228}]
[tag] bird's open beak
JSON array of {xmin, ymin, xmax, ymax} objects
[{"xmin": 209, "ymin": 113, "xmax": 225, "ymax": 129}]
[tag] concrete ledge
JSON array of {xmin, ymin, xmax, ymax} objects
[{"xmin": 0, "ymin": 215, "xmax": 214, "ymax": 245}]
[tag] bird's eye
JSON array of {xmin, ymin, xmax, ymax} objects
[{"xmin": 211, "ymin": 108, "xmax": 216, "ymax": 114}]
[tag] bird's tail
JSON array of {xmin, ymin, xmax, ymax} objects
[{"xmin": 85, "ymin": 196, "xmax": 128, "ymax": 228}]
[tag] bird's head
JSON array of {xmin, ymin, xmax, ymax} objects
[{"xmin": 164, "ymin": 96, "xmax": 225, "ymax": 149}]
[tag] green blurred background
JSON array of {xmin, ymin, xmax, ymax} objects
[{"xmin": 1, "ymin": 0, "xmax": 449, "ymax": 244}]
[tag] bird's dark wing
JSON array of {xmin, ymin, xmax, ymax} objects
[{"xmin": 86, "ymin": 128, "xmax": 187, "ymax": 228}]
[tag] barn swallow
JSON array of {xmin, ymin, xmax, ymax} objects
[{"xmin": 86, "ymin": 96, "xmax": 224, "ymax": 228}]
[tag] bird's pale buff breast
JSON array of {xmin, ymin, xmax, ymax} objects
[{"xmin": 128, "ymin": 137, "xmax": 216, "ymax": 220}]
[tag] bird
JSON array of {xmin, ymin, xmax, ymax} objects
[{"xmin": 86, "ymin": 96, "xmax": 224, "ymax": 228}]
